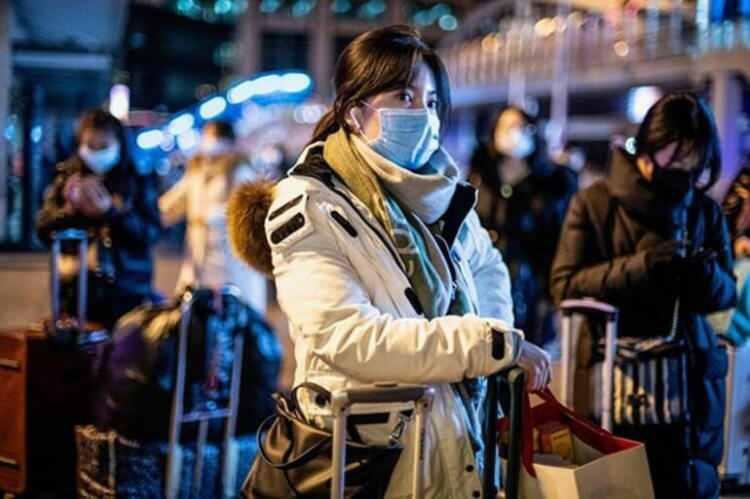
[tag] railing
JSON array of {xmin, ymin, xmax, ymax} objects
[{"xmin": 439, "ymin": 5, "xmax": 750, "ymax": 95}]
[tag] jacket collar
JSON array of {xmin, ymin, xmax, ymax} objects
[
  {"xmin": 291, "ymin": 143, "xmax": 476, "ymax": 247},
  {"xmin": 607, "ymin": 147, "xmax": 693, "ymax": 230}
]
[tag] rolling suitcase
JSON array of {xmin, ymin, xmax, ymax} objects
[
  {"xmin": 559, "ymin": 298, "xmax": 618, "ymax": 431},
  {"xmin": 719, "ymin": 341, "xmax": 750, "ymax": 487},
  {"xmin": 328, "ymin": 383, "xmax": 434, "ymax": 499},
  {"xmin": 77, "ymin": 288, "xmax": 253, "ymax": 499},
  {"xmin": 0, "ymin": 229, "xmax": 109, "ymax": 497}
]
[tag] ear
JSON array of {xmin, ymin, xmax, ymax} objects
[
  {"xmin": 348, "ymin": 106, "xmax": 364, "ymax": 134},
  {"xmin": 636, "ymin": 155, "xmax": 654, "ymax": 182}
]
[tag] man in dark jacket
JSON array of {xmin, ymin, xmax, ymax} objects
[
  {"xmin": 551, "ymin": 93, "xmax": 736, "ymax": 498},
  {"xmin": 37, "ymin": 110, "xmax": 161, "ymax": 328},
  {"xmin": 470, "ymin": 106, "xmax": 577, "ymax": 346}
]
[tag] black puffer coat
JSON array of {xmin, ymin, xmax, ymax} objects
[
  {"xmin": 470, "ymin": 143, "xmax": 577, "ymax": 344},
  {"xmin": 551, "ymin": 148, "xmax": 736, "ymax": 498},
  {"xmin": 37, "ymin": 155, "xmax": 161, "ymax": 325}
]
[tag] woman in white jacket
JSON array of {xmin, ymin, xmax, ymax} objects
[
  {"xmin": 160, "ymin": 120, "xmax": 267, "ymax": 312},
  {"xmin": 228, "ymin": 25, "xmax": 550, "ymax": 498}
]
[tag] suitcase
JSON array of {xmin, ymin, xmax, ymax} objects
[
  {"xmin": 719, "ymin": 342, "xmax": 750, "ymax": 487},
  {"xmin": 0, "ymin": 229, "xmax": 109, "ymax": 497},
  {"xmin": 559, "ymin": 298, "xmax": 619, "ymax": 432},
  {"xmin": 77, "ymin": 288, "xmax": 252, "ymax": 499}
]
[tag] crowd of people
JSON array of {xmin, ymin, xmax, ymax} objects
[{"xmin": 35, "ymin": 24, "xmax": 750, "ymax": 499}]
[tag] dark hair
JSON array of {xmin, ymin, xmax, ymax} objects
[
  {"xmin": 635, "ymin": 92, "xmax": 721, "ymax": 191},
  {"xmin": 76, "ymin": 109, "xmax": 134, "ymax": 187},
  {"xmin": 723, "ymin": 167, "xmax": 750, "ymax": 239},
  {"xmin": 203, "ymin": 120, "xmax": 235, "ymax": 141},
  {"xmin": 310, "ymin": 25, "xmax": 451, "ymax": 144}
]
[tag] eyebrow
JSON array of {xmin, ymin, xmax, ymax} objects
[{"xmin": 403, "ymin": 84, "xmax": 438, "ymax": 95}]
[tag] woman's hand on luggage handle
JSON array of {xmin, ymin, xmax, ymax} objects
[{"xmin": 516, "ymin": 340, "xmax": 551, "ymax": 392}]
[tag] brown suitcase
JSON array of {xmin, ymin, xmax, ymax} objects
[{"xmin": 0, "ymin": 229, "xmax": 109, "ymax": 497}]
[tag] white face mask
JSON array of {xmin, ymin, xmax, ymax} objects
[
  {"xmin": 355, "ymin": 103, "xmax": 441, "ymax": 171},
  {"xmin": 200, "ymin": 138, "xmax": 233, "ymax": 157},
  {"xmin": 79, "ymin": 143, "xmax": 121, "ymax": 174},
  {"xmin": 495, "ymin": 127, "xmax": 534, "ymax": 159}
]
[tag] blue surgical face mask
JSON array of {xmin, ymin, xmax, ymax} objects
[
  {"xmin": 79, "ymin": 143, "xmax": 121, "ymax": 175},
  {"xmin": 357, "ymin": 103, "xmax": 441, "ymax": 170}
]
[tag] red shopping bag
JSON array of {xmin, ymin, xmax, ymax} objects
[{"xmin": 498, "ymin": 389, "xmax": 654, "ymax": 499}]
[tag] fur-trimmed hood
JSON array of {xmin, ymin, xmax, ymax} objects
[{"xmin": 227, "ymin": 180, "xmax": 275, "ymax": 276}]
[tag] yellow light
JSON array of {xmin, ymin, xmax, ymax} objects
[
  {"xmin": 535, "ymin": 18, "xmax": 556, "ymax": 38},
  {"xmin": 614, "ymin": 40, "xmax": 630, "ymax": 57}
]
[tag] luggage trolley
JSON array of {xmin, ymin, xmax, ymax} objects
[
  {"xmin": 165, "ymin": 288, "xmax": 245, "ymax": 499},
  {"xmin": 559, "ymin": 298, "xmax": 619, "ymax": 431}
]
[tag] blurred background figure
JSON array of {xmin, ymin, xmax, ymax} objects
[
  {"xmin": 710, "ymin": 166, "xmax": 750, "ymax": 346},
  {"xmin": 159, "ymin": 120, "xmax": 267, "ymax": 313},
  {"xmin": 36, "ymin": 109, "xmax": 160, "ymax": 328},
  {"xmin": 469, "ymin": 106, "xmax": 577, "ymax": 347}
]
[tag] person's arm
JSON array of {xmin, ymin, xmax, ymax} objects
[
  {"xmin": 36, "ymin": 169, "xmax": 90, "ymax": 243},
  {"xmin": 269, "ymin": 185, "xmax": 522, "ymax": 384},
  {"xmin": 107, "ymin": 172, "xmax": 161, "ymax": 248},
  {"xmin": 550, "ymin": 191, "xmax": 654, "ymax": 305},
  {"xmin": 463, "ymin": 210, "xmax": 514, "ymax": 323},
  {"xmin": 206, "ymin": 163, "xmax": 258, "ymax": 227},
  {"xmin": 158, "ymin": 174, "xmax": 189, "ymax": 227},
  {"xmin": 680, "ymin": 202, "xmax": 737, "ymax": 313}
]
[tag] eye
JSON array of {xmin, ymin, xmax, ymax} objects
[
  {"xmin": 427, "ymin": 99, "xmax": 439, "ymax": 110},
  {"xmin": 398, "ymin": 91, "xmax": 414, "ymax": 104}
]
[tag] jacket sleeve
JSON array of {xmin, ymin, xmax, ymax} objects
[
  {"xmin": 269, "ymin": 189, "xmax": 522, "ymax": 385},
  {"xmin": 550, "ymin": 191, "xmax": 652, "ymax": 305},
  {"xmin": 680, "ymin": 202, "xmax": 737, "ymax": 313},
  {"xmin": 159, "ymin": 175, "xmax": 189, "ymax": 227},
  {"xmin": 36, "ymin": 170, "xmax": 91, "ymax": 243},
  {"xmin": 107, "ymin": 173, "xmax": 161, "ymax": 249},
  {"xmin": 464, "ymin": 210, "xmax": 514, "ymax": 324}
]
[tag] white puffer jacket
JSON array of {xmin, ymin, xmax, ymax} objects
[{"xmin": 230, "ymin": 144, "xmax": 522, "ymax": 498}]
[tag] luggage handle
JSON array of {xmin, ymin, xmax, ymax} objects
[
  {"xmin": 485, "ymin": 366, "xmax": 526, "ymax": 499},
  {"xmin": 49, "ymin": 228, "xmax": 89, "ymax": 333},
  {"xmin": 329, "ymin": 384, "xmax": 434, "ymax": 499},
  {"xmin": 559, "ymin": 298, "xmax": 619, "ymax": 432}
]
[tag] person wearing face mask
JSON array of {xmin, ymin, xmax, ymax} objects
[
  {"xmin": 227, "ymin": 25, "xmax": 551, "ymax": 498},
  {"xmin": 551, "ymin": 93, "xmax": 736, "ymax": 498},
  {"xmin": 37, "ymin": 109, "xmax": 161, "ymax": 328},
  {"xmin": 469, "ymin": 106, "xmax": 578, "ymax": 348},
  {"xmin": 159, "ymin": 120, "xmax": 267, "ymax": 313}
]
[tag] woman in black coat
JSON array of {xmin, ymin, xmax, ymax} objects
[
  {"xmin": 551, "ymin": 93, "xmax": 736, "ymax": 498},
  {"xmin": 470, "ymin": 106, "xmax": 577, "ymax": 346},
  {"xmin": 37, "ymin": 109, "xmax": 161, "ymax": 328}
]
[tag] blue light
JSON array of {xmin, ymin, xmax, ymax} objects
[
  {"xmin": 439, "ymin": 14, "xmax": 458, "ymax": 31},
  {"xmin": 291, "ymin": 0, "xmax": 315, "ymax": 17},
  {"xmin": 253, "ymin": 74, "xmax": 283, "ymax": 95},
  {"xmin": 214, "ymin": 0, "xmax": 233, "ymax": 15},
  {"xmin": 30, "ymin": 125, "xmax": 42, "ymax": 143},
  {"xmin": 199, "ymin": 96, "xmax": 227, "ymax": 119},
  {"xmin": 4, "ymin": 124, "xmax": 14, "ymax": 140},
  {"xmin": 627, "ymin": 86, "xmax": 662, "ymax": 123},
  {"xmin": 280, "ymin": 73, "xmax": 312, "ymax": 93},
  {"xmin": 331, "ymin": 0, "xmax": 351, "ymax": 14},
  {"xmin": 137, "ymin": 129, "xmax": 164, "ymax": 149},
  {"xmin": 228, "ymin": 80, "xmax": 259, "ymax": 103},
  {"xmin": 168, "ymin": 113, "xmax": 195, "ymax": 135},
  {"xmin": 259, "ymin": 0, "xmax": 282, "ymax": 13}
]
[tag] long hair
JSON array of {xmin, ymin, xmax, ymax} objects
[
  {"xmin": 634, "ymin": 92, "xmax": 721, "ymax": 192},
  {"xmin": 310, "ymin": 25, "xmax": 451, "ymax": 144}
]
